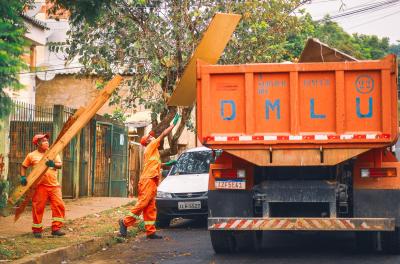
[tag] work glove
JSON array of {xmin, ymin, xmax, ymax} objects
[
  {"xmin": 45, "ymin": 160, "xmax": 56, "ymax": 168},
  {"xmin": 165, "ymin": 160, "xmax": 177, "ymax": 166},
  {"xmin": 172, "ymin": 113, "xmax": 180, "ymax": 126},
  {"xmin": 20, "ymin": 176, "xmax": 27, "ymax": 186}
]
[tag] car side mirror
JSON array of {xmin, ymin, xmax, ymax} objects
[{"xmin": 162, "ymin": 169, "xmax": 170, "ymax": 178}]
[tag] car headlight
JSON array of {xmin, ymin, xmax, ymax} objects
[{"xmin": 157, "ymin": 191, "xmax": 172, "ymax": 199}]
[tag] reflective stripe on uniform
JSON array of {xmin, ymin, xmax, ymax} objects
[
  {"xmin": 126, "ymin": 212, "xmax": 141, "ymax": 220},
  {"xmin": 144, "ymin": 221, "xmax": 155, "ymax": 226},
  {"xmin": 52, "ymin": 217, "xmax": 65, "ymax": 223},
  {"xmin": 32, "ymin": 223, "xmax": 43, "ymax": 228}
]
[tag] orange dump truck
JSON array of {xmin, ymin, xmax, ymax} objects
[{"xmin": 197, "ymin": 54, "xmax": 400, "ymax": 253}]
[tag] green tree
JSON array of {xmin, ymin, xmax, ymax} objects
[
  {"xmin": 293, "ymin": 16, "xmax": 392, "ymax": 61},
  {"xmin": 0, "ymin": 0, "xmax": 29, "ymax": 119},
  {"xmin": 352, "ymin": 34, "xmax": 390, "ymax": 60},
  {"xmin": 389, "ymin": 42, "xmax": 400, "ymax": 91},
  {"xmin": 49, "ymin": 0, "xmax": 310, "ymax": 157}
]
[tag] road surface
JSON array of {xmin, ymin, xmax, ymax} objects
[{"xmin": 72, "ymin": 219, "xmax": 400, "ymax": 264}]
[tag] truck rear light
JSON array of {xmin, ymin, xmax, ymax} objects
[
  {"xmin": 360, "ymin": 168, "xmax": 397, "ymax": 178},
  {"xmin": 212, "ymin": 169, "xmax": 246, "ymax": 179}
]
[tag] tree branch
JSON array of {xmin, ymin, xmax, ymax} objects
[{"xmin": 159, "ymin": 105, "xmax": 193, "ymax": 158}]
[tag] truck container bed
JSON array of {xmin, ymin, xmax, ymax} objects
[{"xmin": 197, "ymin": 55, "xmax": 398, "ymax": 166}]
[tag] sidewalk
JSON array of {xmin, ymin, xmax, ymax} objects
[{"xmin": 0, "ymin": 197, "xmax": 133, "ymax": 238}]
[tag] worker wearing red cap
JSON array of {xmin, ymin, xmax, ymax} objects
[
  {"xmin": 20, "ymin": 134, "xmax": 65, "ymax": 238},
  {"xmin": 119, "ymin": 113, "xmax": 180, "ymax": 239}
]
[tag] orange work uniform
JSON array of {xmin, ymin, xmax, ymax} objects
[
  {"xmin": 22, "ymin": 151, "xmax": 64, "ymax": 233},
  {"xmin": 123, "ymin": 137, "xmax": 162, "ymax": 236}
]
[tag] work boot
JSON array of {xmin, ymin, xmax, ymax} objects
[
  {"xmin": 119, "ymin": 219, "xmax": 127, "ymax": 237},
  {"xmin": 51, "ymin": 230, "xmax": 66, "ymax": 236},
  {"xmin": 33, "ymin": 232, "xmax": 42, "ymax": 238},
  {"xmin": 146, "ymin": 233, "xmax": 163, "ymax": 239}
]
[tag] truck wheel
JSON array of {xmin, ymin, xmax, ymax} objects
[
  {"xmin": 156, "ymin": 216, "xmax": 170, "ymax": 228},
  {"xmin": 355, "ymin": 232, "xmax": 378, "ymax": 252},
  {"xmin": 382, "ymin": 228, "xmax": 400, "ymax": 254},
  {"xmin": 234, "ymin": 231, "xmax": 262, "ymax": 252},
  {"xmin": 210, "ymin": 231, "xmax": 236, "ymax": 254}
]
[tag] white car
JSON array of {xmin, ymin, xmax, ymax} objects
[{"xmin": 156, "ymin": 147, "xmax": 213, "ymax": 227}]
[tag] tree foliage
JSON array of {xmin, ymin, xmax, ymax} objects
[
  {"xmin": 389, "ymin": 42, "xmax": 400, "ymax": 90},
  {"xmin": 49, "ymin": 0, "xmax": 310, "ymax": 157},
  {"xmin": 49, "ymin": 0, "xmax": 398, "ymax": 157},
  {"xmin": 0, "ymin": 0, "xmax": 29, "ymax": 120}
]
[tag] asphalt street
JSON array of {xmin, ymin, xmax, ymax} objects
[{"xmin": 73, "ymin": 219, "xmax": 400, "ymax": 264}]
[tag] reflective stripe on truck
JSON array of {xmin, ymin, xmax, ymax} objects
[
  {"xmin": 204, "ymin": 133, "xmax": 391, "ymax": 143},
  {"xmin": 208, "ymin": 217, "xmax": 395, "ymax": 231}
]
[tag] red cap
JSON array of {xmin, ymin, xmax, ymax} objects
[
  {"xmin": 140, "ymin": 134, "xmax": 150, "ymax": 146},
  {"xmin": 32, "ymin": 134, "xmax": 49, "ymax": 145}
]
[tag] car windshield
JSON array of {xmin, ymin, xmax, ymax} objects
[{"xmin": 169, "ymin": 150, "xmax": 213, "ymax": 175}]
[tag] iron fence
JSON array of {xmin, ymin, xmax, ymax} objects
[
  {"xmin": 7, "ymin": 101, "xmax": 128, "ymax": 198},
  {"xmin": 8, "ymin": 101, "xmax": 54, "ymax": 192}
]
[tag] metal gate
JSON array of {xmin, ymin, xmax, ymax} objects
[
  {"xmin": 8, "ymin": 102, "xmax": 54, "ymax": 192},
  {"xmin": 79, "ymin": 126, "xmax": 89, "ymax": 197},
  {"xmin": 110, "ymin": 125, "xmax": 128, "ymax": 197},
  {"xmin": 62, "ymin": 106, "xmax": 88, "ymax": 198},
  {"xmin": 91, "ymin": 118, "xmax": 128, "ymax": 197},
  {"xmin": 92, "ymin": 122, "xmax": 112, "ymax": 196}
]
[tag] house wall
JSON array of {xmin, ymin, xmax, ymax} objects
[{"xmin": 35, "ymin": 75, "xmax": 115, "ymax": 115}]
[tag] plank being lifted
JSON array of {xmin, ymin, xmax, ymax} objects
[
  {"xmin": 8, "ymin": 75, "xmax": 123, "ymax": 205},
  {"xmin": 168, "ymin": 13, "xmax": 241, "ymax": 106}
]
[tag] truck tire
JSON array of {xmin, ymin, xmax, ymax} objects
[
  {"xmin": 210, "ymin": 230, "xmax": 236, "ymax": 254},
  {"xmin": 355, "ymin": 232, "xmax": 377, "ymax": 252},
  {"xmin": 156, "ymin": 216, "xmax": 170, "ymax": 228},
  {"xmin": 234, "ymin": 231, "xmax": 262, "ymax": 252},
  {"xmin": 382, "ymin": 228, "xmax": 400, "ymax": 254}
]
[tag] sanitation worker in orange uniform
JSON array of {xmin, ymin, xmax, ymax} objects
[
  {"xmin": 119, "ymin": 113, "xmax": 180, "ymax": 239},
  {"xmin": 20, "ymin": 134, "xmax": 65, "ymax": 238}
]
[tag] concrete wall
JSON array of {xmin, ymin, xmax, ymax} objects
[{"xmin": 35, "ymin": 75, "xmax": 115, "ymax": 115}]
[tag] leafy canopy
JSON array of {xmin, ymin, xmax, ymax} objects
[
  {"xmin": 49, "ymin": 0, "xmax": 398, "ymax": 154},
  {"xmin": 49, "ymin": 0, "xmax": 310, "ymax": 156},
  {"xmin": 0, "ymin": 0, "xmax": 29, "ymax": 120}
]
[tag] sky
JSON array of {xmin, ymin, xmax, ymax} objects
[{"xmin": 304, "ymin": 0, "xmax": 400, "ymax": 44}]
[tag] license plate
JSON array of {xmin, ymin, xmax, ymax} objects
[
  {"xmin": 215, "ymin": 179, "xmax": 246, "ymax": 190},
  {"xmin": 178, "ymin": 201, "xmax": 201, "ymax": 210}
]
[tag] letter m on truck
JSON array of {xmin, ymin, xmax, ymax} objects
[{"xmin": 196, "ymin": 54, "xmax": 400, "ymax": 253}]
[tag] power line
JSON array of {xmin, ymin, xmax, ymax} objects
[
  {"xmin": 315, "ymin": 0, "xmax": 400, "ymax": 21},
  {"xmin": 347, "ymin": 8, "xmax": 400, "ymax": 29},
  {"xmin": 331, "ymin": 2, "xmax": 400, "ymax": 21}
]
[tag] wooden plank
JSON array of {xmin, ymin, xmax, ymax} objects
[
  {"xmin": 168, "ymin": 13, "xmax": 241, "ymax": 106},
  {"xmin": 8, "ymin": 75, "xmax": 123, "ymax": 205}
]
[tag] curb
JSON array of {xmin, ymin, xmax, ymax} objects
[{"xmin": 13, "ymin": 235, "xmax": 119, "ymax": 264}]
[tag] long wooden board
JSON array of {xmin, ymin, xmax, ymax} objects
[
  {"xmin": 168, "ymin": 13, "xmax": 241, "ymax": 106},
  {"xmin": 8, "ymin": 75, "xmax": 123, "ymax": 205}
]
